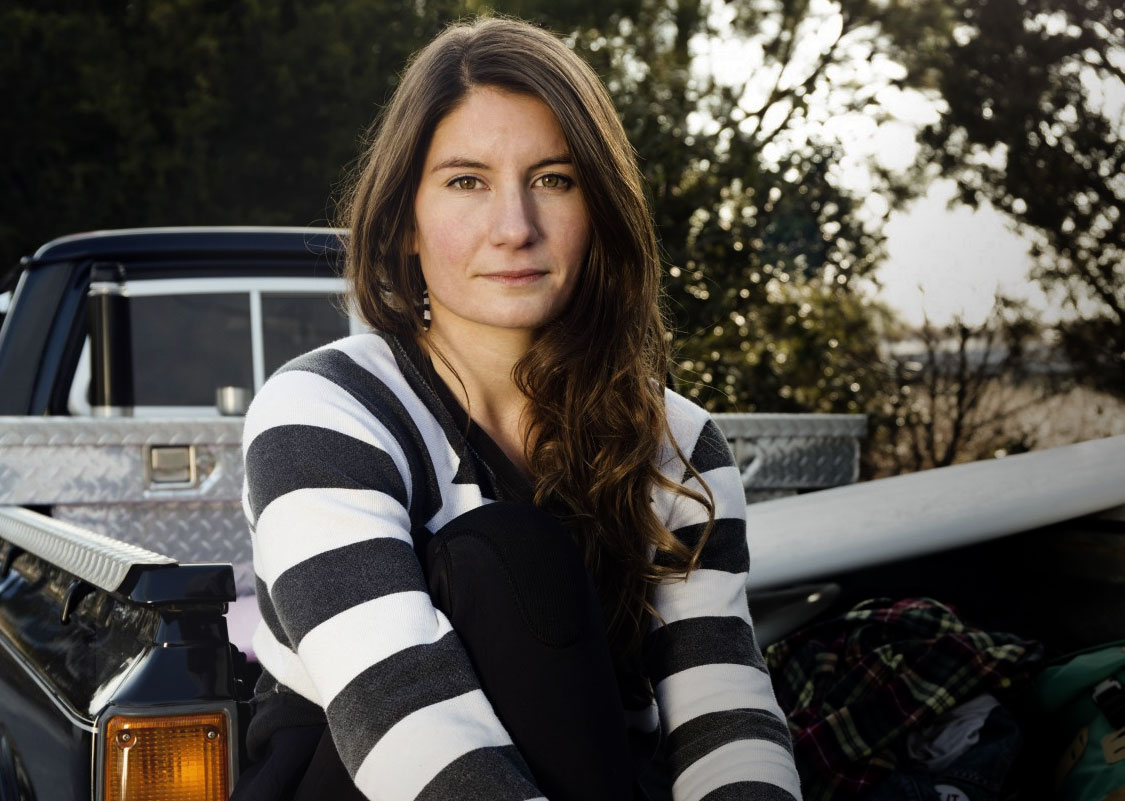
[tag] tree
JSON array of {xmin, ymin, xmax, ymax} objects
[
  {"xmin": 1, "ymin": 1, "xmax": 462, "ymax": 271},
  {"xmin": 866, "ymin": 297, "xmax": 1057, "ymax": 476},
  {"xmin": 915, "ymin": 0, "xmax": 1125, "ymax": 396}
]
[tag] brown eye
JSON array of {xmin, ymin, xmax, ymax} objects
[
  {"xmin": 537, "ymin": 174, "xmax": 572, "ymax": 190},
  {"xmin": 452, "ymin": 176, "xmax": 479, "ymax": 190}
]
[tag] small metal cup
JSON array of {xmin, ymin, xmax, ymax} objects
[{"xmin": 216, "ymin": 386, "xmax": 252, "ymax": 416}]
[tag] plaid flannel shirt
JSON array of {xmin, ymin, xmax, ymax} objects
[{"xmin": 765, "ymin": 597, "xmax": 1043, "ymax": 800}]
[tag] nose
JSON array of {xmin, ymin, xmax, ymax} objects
[{"xmin": 489, "ymin": 186, "xmax": 540, "ymax": 248}]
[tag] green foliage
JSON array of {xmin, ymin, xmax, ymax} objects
[
  {"xmin": 1, "ymin": 0, "xmax": 460, "ymax": 270},
  {"xmin": 14, "ymin": 0, "xmax": 1088, "ymax": 439},
  {"xmin": 865, "ymin": 298, "xmax": 1054, "ymax": 476}
]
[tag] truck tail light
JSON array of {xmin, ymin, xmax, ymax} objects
[{"xmin": 102, "ymin": 711, "xmax": 231, "ymax": 801}]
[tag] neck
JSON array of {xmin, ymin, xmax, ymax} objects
[{"xmin": 422, "ymin": 321, "xmax": 534, "ymax": 473}]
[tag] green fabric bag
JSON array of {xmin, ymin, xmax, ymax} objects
[{"xmin": 1035, "ymin": 641, "xmax": 1125, "ymax": 801}]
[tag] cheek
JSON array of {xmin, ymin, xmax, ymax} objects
[
  {"xmin": 416, "ymin": 216, "xmax": 475, "ymax": 280},
  {"xmin": 563, "ymin": 214, "xmax": 593, "ymax": 272}
]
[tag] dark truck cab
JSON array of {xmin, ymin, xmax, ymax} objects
[{"xmin": 0, "ymin": 227, "xmax": 348, "ymax": 417}]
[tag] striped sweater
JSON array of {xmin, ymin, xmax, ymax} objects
[{"xmin": 242, "ymin": 331, "xmax": 801, "ymax": 801}]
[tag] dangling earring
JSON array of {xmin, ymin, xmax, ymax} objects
[{"xmin": 421, "ymin": 287, "xmax": 431, "ymax": 330}]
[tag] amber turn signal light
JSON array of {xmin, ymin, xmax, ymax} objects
[{"xmin": 103, "ymin": 710, "xmax": 230, "ymax": 801}]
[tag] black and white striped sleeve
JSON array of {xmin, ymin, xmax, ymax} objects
[
  {"xmin": 648, "ymin": 396, "xmax": 801, "ymax": 801},
  {"xmin": 242, "ymin": 343, "xmax": 543, "ymax": 801}
]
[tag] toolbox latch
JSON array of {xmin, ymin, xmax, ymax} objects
[{"xmin": 148, "ymin": 445, "xmax": 197, "ymax": 487}]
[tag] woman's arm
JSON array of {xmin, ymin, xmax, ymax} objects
[
  {"xmin": 243, "ymin": 342, "xmax": 543, "ymax": 801},
  {"xmin": 649, "ymin": 402, "xmax": 802, "ymax": 801}
]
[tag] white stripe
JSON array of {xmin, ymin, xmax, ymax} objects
[
  {"xmin": 425, "ymin": 483, "xmax": 488, "ymax": 531},
  {"xmin": 334, "ymin": 336, "xmax": 462, "ymax": 474},
  {"xmin": 252, "ymin": 623, "xmax": 322, "ymax": 705},
  {"xmin": 297, "ymin": 591, "xmax": 453, "ymax": 705},
  {"xmin": 666, "ymin": 465, "xmax": 744, "ymax": 531},
  {"xmin": 253, "ymin": 487, "xmax": 411, "ymax": 591},
  {"xmin": 656, "ymin": 662, "xmax": 784, "ymax": 733},
  {"xmin": 241, "ymin": 482, "xmax": 254, "ymax": 526},
  {"xmin": 242, "ymin": 367, "xmax": 386, "ymax": 452},
  {"xmin": 353, "ymin": 690, "xmax": 514, "ymax": 801},
  {"xmin": 662, "ymin": 390, "xmax": 708, "ymax": 467},
  {"xmin": 672, "ymin": 739, "xmax": 801, "ymax": 801},
  {"xmin": 651, "ymin": 569, "xmax": 752, "ymax": 628}
]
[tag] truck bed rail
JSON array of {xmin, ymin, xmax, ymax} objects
[{"xmin": 0, "ymin": 506, "xmax": 174, "ymax": 594}]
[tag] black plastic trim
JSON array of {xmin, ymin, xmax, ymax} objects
[
  {"xmin": 119, "ymin": 563, "xmax": 236, "ymax": 606},
  {"xmin": 30, "ymin": 227, "xmax": 345, "ymax": 265}
]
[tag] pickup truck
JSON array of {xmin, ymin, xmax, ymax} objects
[
  {"xmin": 0, "ymin": 228, "xmax": 359, "ymax": 801},
  {"xmin": 1, "ymin": 227, "xmax": 1122, "ymax": 801}
]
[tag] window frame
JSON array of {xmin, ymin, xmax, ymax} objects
[{"xmin": 69, "ymin": 277, "xmax": 360, "ymax": 417}]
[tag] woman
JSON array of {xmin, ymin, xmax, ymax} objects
[{"xmin": 238, "ymin": 16, "xmax": 800, "ymax": 801}]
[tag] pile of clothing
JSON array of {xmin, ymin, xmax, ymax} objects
[{"xmin": 765, "ymin": 597, "xmax": 1044, "ymax": 801}]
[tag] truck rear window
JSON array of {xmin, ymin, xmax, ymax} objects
[
  {"xmin": 262, "ymin": 293, "xmax": 351, "ymax": 377},
  {"xmin": 67, "ymin": 280, "xmax": 355, "ymax": 416},
  {"xmin": 131, "ymin": 293, "xmax": 254, "ymax": 406}
]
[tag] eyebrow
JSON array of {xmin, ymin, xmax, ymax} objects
[{"xmin": 429, "ymin": 153, "xmax": 574, "ymax": 173}]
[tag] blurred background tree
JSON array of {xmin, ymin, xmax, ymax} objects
[
  {"xmin": 914, "ymin": 0, "xmax": 1124, "ymax": 398},
  {"xmin": 1, "ymin": 1, "xmax": 461, "ymax": 257},
  {"xmin": 3, "ymin": 0, "xmax": 1120, "ymax": 472},
  {"xmin": 864, "ymin": 296, "xmax": 1060, "ymax": 475}
]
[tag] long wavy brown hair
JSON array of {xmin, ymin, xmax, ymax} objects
[{"xmin": 341, "ymin": 17, "xmax": 714, "ymax": 679}]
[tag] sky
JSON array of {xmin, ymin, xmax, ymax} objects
[{"xmin": 878, "ymin": 180, "xmax": 1055, "ymax": 328}]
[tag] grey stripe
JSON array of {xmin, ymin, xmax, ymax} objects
[
  {"xmin": 646, "ymin": 617, "xmax": 766, "ymax": 683},
  {"xmin": 255, "ymin": 575, "xmax": 292, "ymax": 648},
  {"xmin": 666, "ymin": 709, "xmax": 794, "ymax": 781},
  {"xmin": 684, "ymin": 418, "xmax": 732, "ymax": 479},
  {"xmin": 701, "ymin": 782, "xmax": 799, "ymax": 801},
  {"xmin": 271, "ymin": 537, "xmax": 425, "ymax": 646},
  {"xmin": 415, "ymin": 745, "xmax": 539, "ymax": 801},
  {"xmin": 278, "ymin": 347, "xmax": 441, "ymax": 523},
  {"xmin": 245, "ymin": 424, "xmax": 407, "ymax": 521},
  {"xmin": 327, "ymin": 631, "xmax": 482, "ymax": 774},
  {"xmin": 657, "ymin": 518, "xmax": 748, "ymax": 573}
]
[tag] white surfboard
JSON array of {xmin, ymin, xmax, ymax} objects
[{"xmin": 744, "ymin": 434, "xmax": 1125, "ymax": 591}]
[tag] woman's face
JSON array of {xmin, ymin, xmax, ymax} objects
[{"xmin": 412, "ymin": 86, "xmax": 591, "ymax": 341}]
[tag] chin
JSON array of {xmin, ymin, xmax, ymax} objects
[{"xmin": 488, "ymin": 307, "xmax": 565, "ymax": 331}]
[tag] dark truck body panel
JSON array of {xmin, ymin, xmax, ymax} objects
[{"xmin": 0, "ymin": 509, "xmax": 241, "ymax": 801}]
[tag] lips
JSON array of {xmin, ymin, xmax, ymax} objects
[{"xmin": 480, "ymin": 270, "xmax": 549, "ymax": 284}]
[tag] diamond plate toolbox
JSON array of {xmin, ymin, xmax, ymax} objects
[
  {"xmin": 0, "ymin": 417, "xmax": 249, "ymax": 571},
  {"xmin": 712, "ymin": 413, "xmax": 866, "ymax": 501},
  {"xmin": 0, "ymin": 413, "xmax": 866, "ymax": 569}
]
